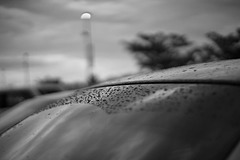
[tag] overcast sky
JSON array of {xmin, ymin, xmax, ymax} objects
[{"xmin": 0, "ymin": 0, "xmax": 240, "ymax": 86}]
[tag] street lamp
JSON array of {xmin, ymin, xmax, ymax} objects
[{"xmin": 81, "ymin": 12, "xmax": 95, "ymax": 85}]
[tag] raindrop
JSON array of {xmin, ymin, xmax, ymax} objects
[{"xmin": 182, "ymin": 70, "xmax": 187, "ymax": 72}]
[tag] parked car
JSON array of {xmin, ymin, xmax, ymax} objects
[
  {"xmin": 0, "ymin": 59, "xmax": 240, "ymax": 160},
  {"xmin": 36, "ymin": 84, "xmax": 65, "ymax": 95},
  {"xmin": 0, "ymin": 87, "xmax": 40, "ymax": 112}
]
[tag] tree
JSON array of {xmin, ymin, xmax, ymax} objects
[
  {"xmin": 206, "ymin": 28, "xmax": 240, "ymax": 60},
  {"xmin": 125, "ymin": 28, "xmax": 240, "ymax": 71},
  {"xmin": 124, "ymin": 32, "xmax": 192, "ymax": 70},
  {"xmin": 186, "ymin": 44, "xmax": 220, "ymax": 64}
]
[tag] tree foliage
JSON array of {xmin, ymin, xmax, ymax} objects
[
  {"xmin": 206, "ymin": 28, "xmax": 240, "ymax": 60},
  {"xmin": 125, "ymin": 28, "xmax": 240, "ymax": 70},
  {"xmin": 125, "ymin": 32, "xmax": 192, "ymax": 70},
  {"xmin": 186, "ymin": 44, "xmax": 220, "ymax": 64}
]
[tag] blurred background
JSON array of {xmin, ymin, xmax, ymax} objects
[{"xmin": 0, "ymin": 0, "xmax": 239, "ymax": 91}]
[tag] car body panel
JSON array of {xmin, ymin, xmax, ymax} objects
[
  {"xmin": 228, "ymin": 141, "xmax": 240, "ymax": 160},
  {"xmin": 0, "ymin": 83, "xmax": 240, "ymax": 160},
  {"xmin": 1, "ymin": 59, "xmax": 240, "ymax": 160},
  {"xmin": 99, "ymin": 59, "xmax": 240, "ymax": 86},
  {"xmin": 0, "ymin": 90, "xmax": 74, "ymax": 134}
]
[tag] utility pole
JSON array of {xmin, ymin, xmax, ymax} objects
[
  {"xmin": 23, "ymin": 52, "xmax": 31, "ymax": 86},
  {"xmin": 1, "ymin": 68, "xmax": 6, "ymax": 87},
  {"xmin": 81, "ymin": 12, "xmax": 95, "ymax": 85}
]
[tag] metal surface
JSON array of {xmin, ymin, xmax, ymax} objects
[
  {"xmin": 97, "ymin": 59, "xmax": 240, "ymax": 87},
  {"xmin": 0, "ymin": 83, "xmax": 240, "ymax": 160},
  {"xmin": 1, "ymin": 59, "xmax": 240, "ymax": 160},
  {"xmin": 0, "ymin": 90, "xmax": 74, "ymax": 135}
]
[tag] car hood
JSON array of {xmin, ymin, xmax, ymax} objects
[
  {"xmin": 1, "ymin": 83, "xmax": 240, "ymax": 160},
  {"xmin": 97, "ymin": 59, "xmax": 240, "ymax": 87},
  {"xmin": 1, "ymin": 60, "xmax": 240, "ymax": 160}
]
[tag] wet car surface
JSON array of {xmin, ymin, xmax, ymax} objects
[{"xmin": 0, "ymin": 59, "xmax": 240, "ymax": 160}]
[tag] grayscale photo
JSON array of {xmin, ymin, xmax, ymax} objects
[{"xmin": 0, "ymin": 0, "xmax": 240, "ymax": 159}]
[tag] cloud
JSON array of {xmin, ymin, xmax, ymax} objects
[
  {"xmin": 0, "ymin": 7, "xmax": 84, "ymax": 58},
  {"xmin": 138, "ymin": 0, "xmax": 240, "ymax": 43},
  {"xmin": 0, "ymin": 54, "xmax": 68, "ymax": 70},
  {"xmin": 0, "ymin": 6, "xmax": 34, "ymax": 35}
]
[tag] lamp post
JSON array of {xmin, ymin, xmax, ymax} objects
[{"xmin": 81, "ymin": 12, "xmax": 95, "ymax": 85}]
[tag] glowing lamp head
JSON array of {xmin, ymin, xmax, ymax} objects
[{"xmin": 81, "ymin": 13, "xmax": 91, "ymax": 20}]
